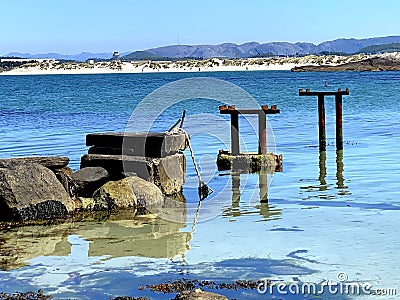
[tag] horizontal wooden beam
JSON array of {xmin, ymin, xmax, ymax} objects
[{"xmin": 299, "ymin": 88, "xmax": 349, "ymax": 96}]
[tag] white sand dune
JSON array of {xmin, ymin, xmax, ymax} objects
[{"xmin": 0, "ymin": 54, "xmax": 374, "ymax": 76}]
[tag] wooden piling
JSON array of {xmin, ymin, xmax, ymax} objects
[
  {"xmin": 318, "ymin": 94, "xmax": 326, "ymax": 151},
  {"xmin": 258, "ymin": 111, "xmax": 267, "ymax": 155},
  {"xmin": 299, "ymin": 88, "xmax": 349, "ymax": 152},
  {"xmin": 335, "ymin": 94, "xmax": 343, "ymax": 151},
  {"xmin": 231, "ymin": 112, "xmax": 239, "ymax": 155},
  {"xmin": 219, "ymin": 104, "xmax": 280, "ymax": 156}
]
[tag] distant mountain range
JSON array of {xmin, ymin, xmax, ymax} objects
[{"xmin": 4, "ymin": 36, "xmax": 400, "ymax": 61}]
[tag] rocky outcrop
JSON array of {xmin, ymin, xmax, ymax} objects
[
  {"xmin": 0, "ymin": 130, "xmax": 188, "ymax": 223},
  {"xmin": 72, "ymin": 167, "xmax": 109, "ymax": 197},
  {"xmin": 0, "ymin": 162, "xmax": 75, "ymax": 221},
  {"xmin": 292, "ymin": 56, "xmax": 400, "ymax": 72}
]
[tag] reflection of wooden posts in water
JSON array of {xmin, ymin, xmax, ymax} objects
[
  {"xmin": 259, "ymin": 169, "xmax": 268, "ymax": 203},
  {"xmin": 219, "ymin": 104, "xmax": 280, "ymax": 155},
  {"xmin": 318, "ymin": 151, "xmax": 327, "ymax": 186},
  {"xmin": 232, "ymin": 175, "xmax": 241, "ymax": 207},
  {"xmin": 299, "ymin": 88, "xmax": 349, "ymax": 151},
  {"xmin": 230, "ymin": 171, "xmax": 269, "ymax": 211},
  {"xmin": 336, "ymin": 150, "xmax": 345, "ymax": 189},
  {"xmin": 316, "ymin": 149, "xmax": 348, "ymax": 193}
]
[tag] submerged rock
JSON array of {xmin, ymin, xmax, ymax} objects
[
  {"xmin": 173, "ymin": 289, "xmax": 228, "ymax": 300},
  {"xmin": 0, "ymin": 163, "xmax": 75, "ymax": 221},
  {"xmin": 72, "ymin": 166, "xmax": 109, "ymax": 197}
]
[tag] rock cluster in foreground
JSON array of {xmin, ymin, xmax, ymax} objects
[
  {"xmin": 0, "ymin": 155, "xmax": 182, "ymax": 222},
  {"xmin": 0, "ymin": 132, "xmax": 189, "ymax": 223}
]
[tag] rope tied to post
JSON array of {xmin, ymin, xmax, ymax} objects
[{"xmin": 166, "ymin": 111, "xmax": 213, "ymax": 200}]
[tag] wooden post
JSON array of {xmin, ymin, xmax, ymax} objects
[
  {"xmin": 231, "ymin": 112, "xmax": 239, "ymax": 155},
  {"xmin": 318, "ymin": 94, "xmax": 326, "ymax": 151},
  {"xmin": 258, "ymin": 111, "xmax": 267, "ymax": 154},
  {"xmin": 335, "ymin": 94, "xmax": 343, "ymax": 151}
]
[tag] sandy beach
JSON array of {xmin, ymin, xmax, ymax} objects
[{"xmin": 0, "ymin": 54, "xmax": 373, "ymax": 75}]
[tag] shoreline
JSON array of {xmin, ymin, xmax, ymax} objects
[{"xmin": 0, "ymin": 54, "xmax": 374, "ymax": 75}]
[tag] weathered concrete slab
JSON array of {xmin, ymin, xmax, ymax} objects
[
  {"xmin": 0, "ymin": 156, "xmax": 69, "ymax": 170},
  {"xmin": 217, "ymin": 150, "xmax": 282, "ymax": 173},
  {"xmin": 86, "ymin": 132, "xmax": 187, "ymax": 157},
  {"xmin": 80, "ymin": 153, "xmax": 186, "ymax": 195}
]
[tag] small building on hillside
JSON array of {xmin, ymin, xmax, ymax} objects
[{"xmin": 112, "ymin": 51, "xmax": 120, "ymax": 60}]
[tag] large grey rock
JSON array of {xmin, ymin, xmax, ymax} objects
[
  {"xmin": 0, "ymin": 163, "xmax": 75, "ymax": 221},
  {"xmin": 92, "ymin": 176, "xmax": 164, "ymax": 213},
  {"xmin": 0, "ymin": 156, "xmax": 69, "ymax": 170},
  {"xmin": 80, "ymin": 153, "xmax": 186, "ymax": 195},
  {"xmin": 72, "ymin": 167, "xmax": 109, "ymax": 197}
]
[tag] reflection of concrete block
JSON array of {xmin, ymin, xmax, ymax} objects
[
  {"xmin": 78, "ymin": 217, "xmax": 191, "ymax": 259},
  {"xmin": 86, "ymin": 132, "xmax": 187, "ymax": 158},
  {"xmin": 80, "ymin": 153, "xmax": 186, "ymax": 196}
]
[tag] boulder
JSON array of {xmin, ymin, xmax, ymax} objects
[
  {"xmin": 93, "ymin": 179, "xmax": 137, "ymax": 211},
  {"xmin": 72, "ymin": 167, "xmax": 109, "ymax": 197},
  {"xmin": 0, "ymin": 163, "xmax": 75, "ymax": 221},
  {"xmin": 92, "ymin": 176, "xmax": 164, "ymax": 213},
  {"xmin": 125, "ymin": 176, "xmax": 164, "ymax": 211}
]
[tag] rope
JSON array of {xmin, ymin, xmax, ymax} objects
[{"xmin": 167, "ymin": 127, "xmax": 213, "ymax": 200}]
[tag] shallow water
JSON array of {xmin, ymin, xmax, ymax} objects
[{"xmin": 0, "ymin": 71, "xmax": 399, "ymax": 299}]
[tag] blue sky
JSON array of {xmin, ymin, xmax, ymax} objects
[{"xmin": 2, "ymin": 0, "xmax": 400, "ymax": 54}]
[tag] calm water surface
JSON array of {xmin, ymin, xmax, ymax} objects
[{"xmin": 0, "ymin": 71, "xmax": 399, "ymax": 299}]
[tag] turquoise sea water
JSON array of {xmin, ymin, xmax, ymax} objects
[{"xmin": 0, "ymin": 71, "xmax": 399, "ymax": 299}]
